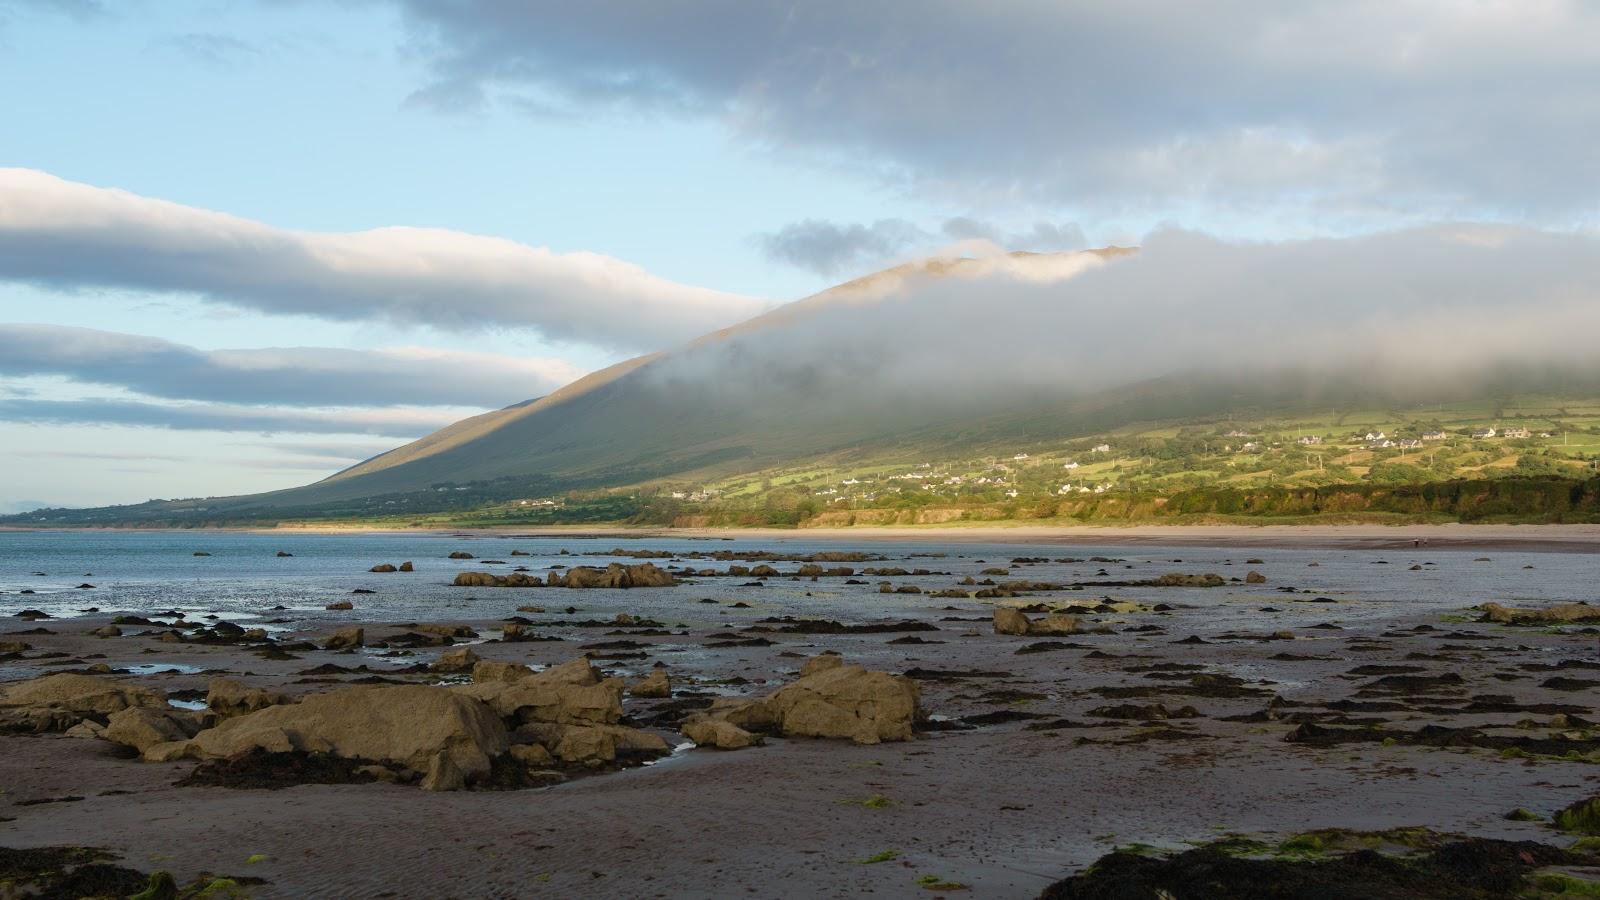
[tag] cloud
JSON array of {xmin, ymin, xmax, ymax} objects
[
  {"xmin": 756, "ymin": 216, "xmax": 1087, "ymax": 277},
  {"xmin": 0, "ymin": 323, "xmax": 584, "ymax": 407},
  {"xmin": 0, "ymin": 169, "xmax": 769, "ymax": 351},
  {"xmin": 0, "ymin": 398, "xmax": 459, "ymax": 437},
  {"xmin": 754, "ymin": 219, "xmax": 923, "ymax": 278},
  {"xmin": 392, "ymin": 1, "xmax": 1600, "ymax": 226},
  {"xmin": 651, "ymin": 225, "xmax": 1600, "ymax": 406}
]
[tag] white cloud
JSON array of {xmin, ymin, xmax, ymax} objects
[
  {"xmin": 0, "ymin": 168, "xmax": 770, "ymax": 351},
  {"xmin": 0, "ymin": 323, "xmax": 584, "ymax": 407},
  {"xmin": 0, "ymin": 397, "xmax": 462, "ymax": 437}
]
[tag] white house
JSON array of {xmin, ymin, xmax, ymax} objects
[
  {"xmin": 1421, "ymin": 430, "xmax": 1447, "ymax": 441},
  {"xmin": 1090, "ymin": 443, "xmax": 1111, "ymax": 453},
  {"xmin": 1061, "ymin": 461, "xmax": 1080, "ymax": 470},
  {"xmin": 1296, "ymin": 435, "xmax": 1323, "ymax": 445},
  {"xmin": 1501, "ymin": 426, "xmax": 1530, "ymax": 439},
  {"xmin": 1472, "ymin": 427, "xmax": 1496, "ymax": 439}
]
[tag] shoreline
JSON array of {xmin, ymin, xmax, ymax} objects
[{"xmin": 7, "ymin": 521, "xmax": 1600, "ymax": 551}]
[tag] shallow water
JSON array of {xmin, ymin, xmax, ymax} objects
[{"xmin": 0, "ymin": 530, "xmax": 1591, "ymax": 638}]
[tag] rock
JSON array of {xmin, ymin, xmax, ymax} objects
[
  {"xmin": 323, "ymin": 627, "xmax": 364, "ymax": 650},
  {"xmin": 615, "ymin": 613, "xmax": 637, "ymax": 625},
  {"xmin": 1155, "ymin": 573, "xmax": 1227, "ymax": 587},
  {"xmin": 1245, "ymin": 570, "xmax": 1267, "ymax": 584},
  {"xmin": 0, "ymin": 641, "xmax": 31, "ymax": 654},
  {"xmin": 398, "ymin": 561, "xmax": 414, "ymax": 572},
  {"xmin": 207, "ymin": 678, "xmax": 292, "ymax": 719},
  {"xmin": 1479, "ymin": 602, "xmax": 1600, "ymax": 625},
  {"xmin": 276, "ymin": 551, "xmax": 293, "ymax": 557},
  {"xmin": 325, "ymin": 601, "xmax": 354, "ymax": 610},
  {"xmin": 63, "ymin": 720, "xmax": 106, "ymax": 740},
  {"xmin": 0, "ymin": 673, "xmax": 165, "ymax": 725},
  {"xmin": 472, "ymin": 660, "xmax": 533, "ymax": 683},
  {"xmin": 415, "ymin": 624, "xmax": 477, "ymax": 639},
  {"xmin": 994, "ymin": 608, "xmax": 1078, "ymax": 636},
  {"xmin": 187, "ymin": 684, "xmax": 509, "ymax": 785},
  {"xmin": 722, "ymin": 662, "xmax": 920, "ymax": 745},
  {"xmin": 547, "ymin": 563, "xmax": 677, "ymax": 589},
  {"xmin": 630, "ymin": 668, "xmax": 671, "ymax": 699},
  {"xmin": 142, "ymin": 740, "xmax": 196, "ymax": 763},
  {"xmin": 501, "ymin": 622, "xmax": 532, "ymax": 642},
  {"xmin": 800, "ymin": 654, "xmax": 843, "ymax": 677},
  {"xmin": 369, "ymin": 564, "xmax": 397, "ymax": 573},
  {"xmin": 1027, "ymin": 614, "xmax": 1080, "ymax": 636},
  {"xmin": 509, "ymin": 742, "xmax": 555, "ymax": 768},
  {"xmin": 513, "ymin": 721, "xmax": 670, "ymax": 766},
  {"xmin": 420, "ymin": 752, "xmax": 467, "ymax": 791},
  {"xmin": 432, "ymin": 647, "xmax": 480, "ymax": 673},
  {"xmin": 448, "ymin": 551, "xmax": 475, "ymax": 559},
  {"xmin": 193, "ymin": 551, "xmax": 211, "ymax": 556},
  {"xmin": 104, "ymin": 707, "xmax": 200, "ymax": 754},
  {"xmin": 993, "ymin": 608, "xmax": 1031, "ymax": 635},
  {"xmin": 452, "ymin": 571, "xmax": 501, "ymax": 587},
  {"xmin": 91, "ymin": 625, "xmax": 122, "ymax": 638},
  {"xmin": 682, "ymin": 714, "xmax": 762, "ymax": 750},
  {"xmin": 456, "ymin": 658, "xmax": 623, "ymax": 725}
]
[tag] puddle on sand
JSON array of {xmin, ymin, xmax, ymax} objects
[{"xmin": 121, "ymin": 663, "xmax": 203, "ymax": 676}]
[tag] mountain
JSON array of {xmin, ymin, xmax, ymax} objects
[{"xmin": 18, "ymin": 228, "xmax": 1600, "ymax": 526}]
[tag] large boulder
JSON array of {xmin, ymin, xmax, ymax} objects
[
  {"xmin": 993, "ymin": 607, "xmax": 1031, "ymax": 635},
  {"xmin": 186, "ymin": 684, "xmax": 509, "ymax": 786},
  {"xmin": 104, "ymin": 707, "xmax": 201, "ymax": 754},
  {"xmin": 762, "ymin": 663, "xmax": 920, "ymax": 744},
  {"xmin": 455, "ymin": 657, "xmax": 624, "ymax": 725},
  {"xmin": 206, "ymin": 678, "xmax": 292, "ymax": 719}
]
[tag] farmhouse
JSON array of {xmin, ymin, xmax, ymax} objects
[
  {"xmin": 1296, "ymin": 435, "xmax": 1323, "ymax": 445},
  {"xmin": 1421, "ymin": 430, "xmax": 1447, "ymax": 441},
  {"xmin": 1501, "ymin": 426, "xmax": 1530, "ymax": 439},
  {"xmin": 1472, "ymin": 427, "xmax": 1497, "ymax": 439}
]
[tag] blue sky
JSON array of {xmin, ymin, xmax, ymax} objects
[{"xmin": 1, "ymin": 0, "xmax": 1596, "ymax": 509}]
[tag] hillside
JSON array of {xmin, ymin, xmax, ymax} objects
[{"xmin": 14, "ymin": 228, "xmax": 1600, "ymax": 528}]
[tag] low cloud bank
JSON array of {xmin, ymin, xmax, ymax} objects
[{"xmin": 652, "ymin": 226, "xmax": 1600, "ymax": 406}]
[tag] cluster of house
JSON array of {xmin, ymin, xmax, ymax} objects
[
  {"xmin": 1057, "ymin": 482, "xmax": 1113, "ymax": 495},
  {"xmin": 668, "ymin": 489, "xmax": 720, "ymax": 502}
]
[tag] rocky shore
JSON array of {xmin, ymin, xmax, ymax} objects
[{"xmin": 3, "ymin": 542, "xmax": 1599, "ymax": 897}]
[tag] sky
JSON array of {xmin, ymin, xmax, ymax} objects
[{"xmin": 0, "ymin": 0, "xmax": 1597, "ymax": 510}]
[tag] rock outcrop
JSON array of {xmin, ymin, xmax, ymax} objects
[
  {"xmin": 1155, "ymin": 573, "xmax": 1227, "ymax": 587},
  {"xmin": 456, "ymin": 563, "xmax": 676, "ymax": 589},
  {"xmin": 993, "ymin": 608, "xmax": 1080, "ymax": 636},
  {"xmin": 178, "ymin": 684, "xmax": 510, "ymax": 787},
  {"xmin": 0, "ymin": 674, "xmax": 166, "ymax": 732},
  {"xmin": 1480, "ymin": 602, "xmax": 1600, "ymax": 625}
]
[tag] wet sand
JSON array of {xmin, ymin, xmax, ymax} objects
[{"xmin": 3, "ymin": 549, "xmax": 1599, "ymax": 897}]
